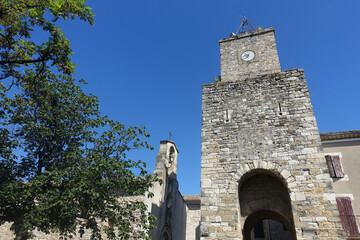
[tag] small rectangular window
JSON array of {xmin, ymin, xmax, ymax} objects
[
  {"xmin": 325, "ymin": 155, "xmax": 344, "ymax": 178},
  {"xmin": 336, "ymin": 197, "xmax": 359, "ymax": 237}
]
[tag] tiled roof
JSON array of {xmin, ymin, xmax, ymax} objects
[
  {"xmin": 183, "ymin": 194, "xmax": 200, "ymax": 204},
  {"xmin": 320, "ymin": 130, "xmax": 360, "ymax": 141}
]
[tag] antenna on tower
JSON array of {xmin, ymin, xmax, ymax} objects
[{"xmin": 235, "ymin": 16, "xmax": 256, "ymax": 35}]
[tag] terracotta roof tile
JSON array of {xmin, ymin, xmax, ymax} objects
[
  {"xmin": 183, "ymin": 194, "xmax": 200, "ymax": 204},
  {"xmin": 320, "ymin": 130, "xmax": 360, "ymax": 141}
]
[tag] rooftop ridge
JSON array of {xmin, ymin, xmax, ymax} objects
[{"xmin": 320, "ymin": 130, "xmax": 360, "ymax": 141}]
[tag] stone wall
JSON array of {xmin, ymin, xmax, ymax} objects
[
  {"xmin": 0, "ymin": 222, "xmax": 60, "ymax": 240},
  {"xmin": 200, "ymin": 69, "xmax": 346, "ymax": 239},
  {"xmin": 0, "ymin": 195, "xmax": 145, "ymax": 240},
  {"xmin": 186, "ymin": 204, "xmax": 200, "ymax": 240},
  {"xmin": 170, "ymin": 189, "xmax": 187, "ymax": 240},
  {"xmin": 184, "ymin": 195, "xmax": 201, "ymax": 240}
]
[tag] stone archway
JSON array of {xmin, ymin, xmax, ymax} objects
[{"xmin": 239, "ymin": 170, "xmax": 296, "ymax": 240}]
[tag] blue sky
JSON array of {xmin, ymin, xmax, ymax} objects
[{"xmin": 61, "ymin": 0, "xmax": 360, "ymax": 195}]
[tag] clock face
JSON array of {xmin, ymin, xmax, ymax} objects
[{"xmin": 241, "ymin": 50, "xmax": 255, "ymax": 61}]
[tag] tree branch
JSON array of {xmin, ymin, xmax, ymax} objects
[
  {"xmin": 0, "ymin": 58, "xmax": 45, "ymax": 65},
  {"xmin": 0, "ymin": 215, "xmax": 16, "ymax": 222}
]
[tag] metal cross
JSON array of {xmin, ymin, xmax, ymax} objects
[{"xmin": 169, "ymin": 131, "xmax": 172, "ymax": 140}]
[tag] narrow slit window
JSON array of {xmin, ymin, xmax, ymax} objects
[
  {"xmin": 278, "ymin": 102, "xmax": 283, "ymax": 115},
  {"xmin": 224, "ymin": 110, "xmax": 231, "ymax": 123}
]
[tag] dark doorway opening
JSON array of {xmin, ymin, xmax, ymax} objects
[
  {"xmin": 250, "ymin": 218, "xmax": 293, "ymax": 240},
  {"xmin": 239, "ymin": 171, "xmax": 296, "ymax": 240}
]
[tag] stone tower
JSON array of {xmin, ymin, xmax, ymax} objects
[
  {"xmin": 144, "ymin": 140, "xmax": 187, "ymax": 240},
  {"xmin": 200, "ymin": 27, "xmax": 345, "ymax": 239}
]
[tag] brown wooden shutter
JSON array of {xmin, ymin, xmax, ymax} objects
[
  {"xmin": 325, "ymin": 155, "xmax": 336, "ymax": 178},
  {"xmin": 325, "ymin": 155, "xmax": 344, "ymax": 178},
  {"xmin": 332, "ymin": 155, "xmax": 345, "ymax": 178},
  {"xmin": 336, "ymin": 197, "xmax": 359, "ymax": 237}
]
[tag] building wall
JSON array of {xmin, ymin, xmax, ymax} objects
[
  {"xmin": 170, "ymin": 190, "xmax": 187, "ymax": 240},
  {"xmin": 200, "ymin": 69, "xmax": 345, "ymax": 239},
  {"xmin": 185, "ymin": 202, "xmax": 200, "ymax": 240},
  {"xmin": 0, "ymin": 196, "xmax": 145, "ymax": 240},
  {"xmin": 0, "ymin": 222, "xmax": 61, "ymax": 240},
  {"xmin": 322, "ymin": 138, "xmax": 360, "ymax": 231}
]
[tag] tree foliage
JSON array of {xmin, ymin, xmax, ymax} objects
[
  {"xmin": 0, "ymin": 1, "xmax": 157, "ymax": 239},
  {"xmin": 0, "ymin": 0, "xmax": 94, "ymax": 82}
]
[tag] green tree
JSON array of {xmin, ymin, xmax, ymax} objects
[
  {"xmin": 0, "ymin": 0, "xmax": 94, "ymax": 82},
  {"xmin": 0, "ymin": 1, "xmax": 157, "ymax": 239}
]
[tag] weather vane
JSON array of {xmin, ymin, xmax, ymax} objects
[
  {"xmin": 234, "ymin": 16, "xmax": 256, "ymax": 35},
  {"xmin": 169, "ymin": 131, "xmax": 172, "ymax": 140}
]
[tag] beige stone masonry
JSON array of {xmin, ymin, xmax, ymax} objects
[{"xmin": 200, "ymin": 69, "xmax": 346, "ymax": 239}]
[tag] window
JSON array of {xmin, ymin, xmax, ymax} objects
[
  {"xmin": 336, "ymin": 197, "xmax": 359, "ymax": 237},
  {"xmin": 325, "ymin": 155, "xmax": 344, "ymax": 178}
]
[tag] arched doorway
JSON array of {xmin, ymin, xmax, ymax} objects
[
  {"xmin": 251, "ymin": 219, "xmax": 292, "ymax": 240},
  {"xmin": 239, "ymin": 170, "xmax": 296, "ymax": 240},
  {"xmin": 244, "ymin": 210, "xmax": 293, "ymax": 240}
]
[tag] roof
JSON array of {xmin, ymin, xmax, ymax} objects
[
  {"xmin": 183, "ymin": 194, "xmax": 200, "ymax": 204},
  {"xmin": 320, "ymin": 130, "xmax": 360, "ymax": 141}
]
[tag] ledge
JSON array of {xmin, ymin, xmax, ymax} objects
[
  {"xmin": 219, "ymin": 27, "xmax": 275, "ymax": 43},
  {"xmin": 183, "ymin": 194, "xmax": 200, "ymax": 204}
]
